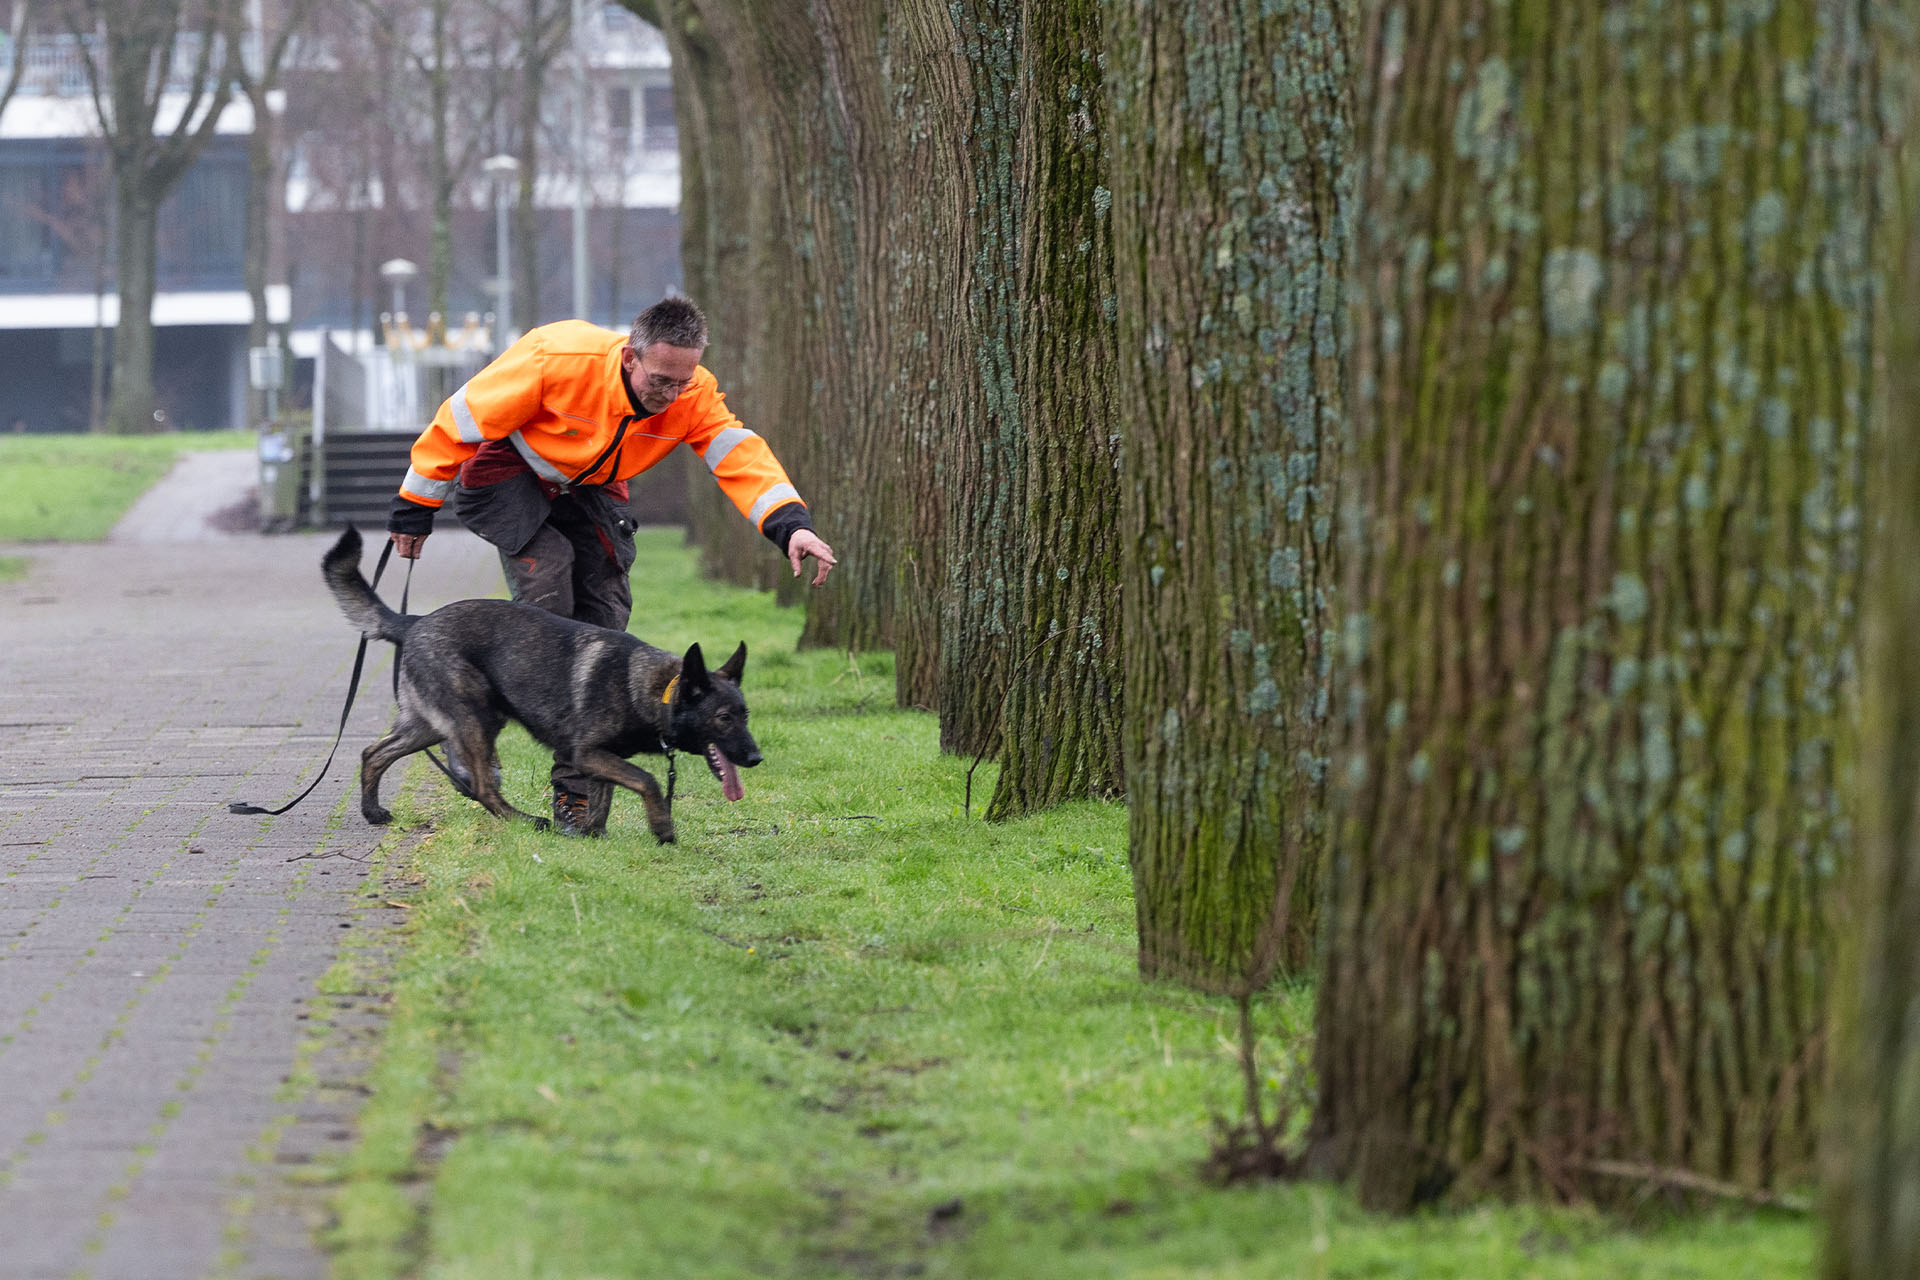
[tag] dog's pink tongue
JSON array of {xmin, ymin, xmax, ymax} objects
[{"xmin": 715, "ymin": 751, "xmax": 744, "ymax": 802}]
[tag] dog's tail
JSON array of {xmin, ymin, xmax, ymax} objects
[{"xmin": 322, "ymin": 526, "xmax": 412, "ymax": 644}]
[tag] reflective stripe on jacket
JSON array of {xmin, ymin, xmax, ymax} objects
[{"xmin": 396, "ymin": 320, "xmax": 804, "ymax": 532}]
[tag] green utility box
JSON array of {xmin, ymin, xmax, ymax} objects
[{"xmin": 256, "ymin": 423, "xmax": 310, "ymax": 532}]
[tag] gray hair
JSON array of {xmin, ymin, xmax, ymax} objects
[{"xmin": 630, "ymin": 296, "xmax": 709, "ymax": 352}]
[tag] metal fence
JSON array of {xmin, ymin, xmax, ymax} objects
[
  {"xmin": 307, "ymin": 332, "xmax": 488, "ymax": 525},
  {"xmin": 2, "ymin": 32, "xmax": 245, "ymax": 99}
]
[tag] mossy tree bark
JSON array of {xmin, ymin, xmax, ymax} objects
[
  {"xmin": 652, "ymin": 0, "xmax": 794, "ymax": 592},
  {"xmin": 1105, "ymin": 0, "xmax": 1350, "ymax": 986},
  {"xmin": 712, "ymin": 2, "xmax": 839, "ymax": 609},
  {"xmin": 986, "ymin": 0, "xmax": 1125, "ymax": 819},
  {"xmin": 1821, "ymin": 36, "xmax": 1909, "ymax": 1277},
  {"xmin": 928, "ymin": 0, "xmax": 1024, "ymax": 760},
  {"xmin": 1313, "ymin": 0, "xmax": 1876, "ymax": 1210},
  {"xmin": 786, "ymin": 0, "xmax": 965, "ymax": 660},
  {"xmin": 646, "ymin": 1, "xmax": 753, "ymax": 582},
  {"xmin": 655, "ymin": 0, "xmax": 1094, "ymax": 765},
  {"xmin": 652, "ymin": 0, "xmax": 1130, "ymax": 805},
  {"xmin": 864, "ymin": 3, "xmax": 983, "ymax": 717},
  {"xmin": 777, "ymin": 0, "xmax": 905, "ymax": 653}
]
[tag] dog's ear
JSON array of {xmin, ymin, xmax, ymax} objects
[
  {"xmin": 680, "ymin": 642, "xmax": 711, "ymax": 696},
  {"xmin": 717, "ymin": 642, "xmax": 746, "ymax": 686}
]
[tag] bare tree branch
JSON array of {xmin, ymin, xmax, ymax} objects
[
  {"xmin": 150, "ymin": 0, "xmax": 242, "ymax": 193},
  {"xmin": 0, "ymin": 2, "xmax": 36, "ymax": 124}
]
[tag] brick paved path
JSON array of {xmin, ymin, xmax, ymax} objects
[{"xmin": 0, "ymin": 478, "xmax": 498, "ymax": 1278}]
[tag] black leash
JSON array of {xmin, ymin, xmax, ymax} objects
[{"xmin": 228, "ymin": 538, "xmax": 396, "ymax": 816}]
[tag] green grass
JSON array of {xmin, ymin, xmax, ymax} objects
[
  {"xmin": 0, "ymin": 429, "xmax": 251, "ymax": 542},
  {"xmin": 327, "ymin": 530, "xmax": 1813, "ymax": 1279},
  {"xmin": 0, "ymin": 554, "xmax": 25, "ymax": 581}
]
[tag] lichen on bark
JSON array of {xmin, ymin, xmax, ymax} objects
[
  {"xmin": 1106, "ymin": 0, "xmax": 1353, "ymax": 989},
  {"xmin": 1313, "ymin": 0, "xmax": 1878, "ymax": 1211}
]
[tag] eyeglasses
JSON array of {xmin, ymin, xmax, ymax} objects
[{"xmin": 634, "ymin": 355, "xmax": 694, "ymax": 395}]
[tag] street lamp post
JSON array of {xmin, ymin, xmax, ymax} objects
[
  {"xmin": 571, "ymin": 0, "xmax": 589, "ymax": 321},
  {"xmin": 483, "ymin": 154, "xmax": 520, "ymax": 352},
  {"xmin": 378, "ymin": 257, "xmax": 418, "ymax": 325}
]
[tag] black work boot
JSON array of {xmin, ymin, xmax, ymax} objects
[
  {"xmin": 551, "ymin": 786, "xmax": 598, "ymax": 837},
  {"xmin": 581, "ymin": 780, "xmax": 613, "ymax": 836}
]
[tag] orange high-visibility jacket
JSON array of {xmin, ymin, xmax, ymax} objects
[{"xmin": 394, "ymin": 320, "xmax": 804, "ymax": 533}]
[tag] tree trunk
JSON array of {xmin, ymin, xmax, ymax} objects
[
  {"xmin": 790, "ymin": 0, "xmax": 903, "ymax": 656},
  {"xmin": 878, "ymin": 6, "xmax": 974, "ymax": 716},
  {"xmin": 90, "ymin": 201, "xmax": 110, "ymax": 433},
  {"xmin": 656, "ymin": 0, "xmax": 1129, "ymax": 791},
  {"xmin": 237, "ymin": 0, "xmax": 309, "ymax": 426},
  {"xmin": 84, "ymin": 0, "xmax": 237, "ymax": 435},
  {"xmin": 514, "ymin": 83, "xmax": 540, "ymax": 332},
  {"xmin": 649, "ymin": 0, "xmax": 736, "ymax": 574},
  {"xmin": 656, "ymin": 0, "xmax": 794, "ymax": 592},
  {"xmin": 243, "ymin": 90, "xmax": 274, "ymax": 423},
  {"xmin": 794, "ymin": 0, "xmax": 1029, "ymax": 743},
  {"xmin": 986, "ymin": 0, "xmax": 1124, "ymax": 818},
  {"xmin": 514, "ymin": 0, "xmax": 551, "ymax": 334},
  {"xmin": 106, "ymin": 181, "xmax": 159, "ymax": 434},
  {"xmin": 1821, "ymin": 39, "xmax": 1912, "ymax": 1277},
  {"xmin": 929, "ymin": 0, "xmax": 1022, "ymax": 759},
  {"xmin": 427, "ymin": 0, "xmax": 452, "ymax": 335},
  {"xmin": 1312, "ymin": 0, "xmax": 1876, "ymax": 1210},
  {"xmin": 710, "ymin": 0, "xmax": 851, "ymax": 613},
  {"xmin": 1105, "ymin": 0, "xmax": 1349, "ymax": 987}
]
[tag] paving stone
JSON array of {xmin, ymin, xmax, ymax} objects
[{"xmin": 0, "ymin": 499, "xmax": 500, "ymax": 1278}]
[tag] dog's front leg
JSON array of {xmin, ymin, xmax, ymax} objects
[
  {"xmin": 465, "ymin": 763, "xmax": 552, "ymax": 831},
  {"xmin": 451, "ymin": 734, "xmax": 551, "ymax": 831},
  {"xmin": 571, "ymin": 749, "xmax": 675, "ymax": 843}
]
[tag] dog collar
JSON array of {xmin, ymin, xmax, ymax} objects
[{"xmin": 661, "ymin": 675, "xmax": 678, "ymax": 705}]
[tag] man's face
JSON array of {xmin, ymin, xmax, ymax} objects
[{"xmin": 623, "ymin": 342, "xmax": 703, "ymax": 414}]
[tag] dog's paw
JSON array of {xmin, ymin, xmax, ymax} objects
[
  {"xmin": 532, "ymin": 817, "xmax": 552, "ymax": 833},
  {"xmin": 364, "ymin": 806, "xmax": 393, "ymax": 826}
]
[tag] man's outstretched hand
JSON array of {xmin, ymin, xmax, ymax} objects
[
  {"xmin": 391, "ymin": 532, "xmax": 429, "ymax": 560},
  {"xmin": 788, "ymin": 530, "xmax": 837, "ymax": 587}
]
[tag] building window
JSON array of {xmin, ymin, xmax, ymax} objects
[
  {"xmin": 608, "ymin": 85, "xmax": 632, "ymax": 137},
  {"xmin": 0, "ymin": 148, "xmax": 109, "ymax": 292},
  {"xmin": 157, "ymin": 152, "xmax": 246, "ymax": 288},
  {"xmin": 642, "ymin": 85, "xmax": 675, "ymax": 152}
]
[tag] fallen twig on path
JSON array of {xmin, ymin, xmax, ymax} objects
[{"xmin": 285, "ymin": 848, "xmax": 371, "ymax": 863}]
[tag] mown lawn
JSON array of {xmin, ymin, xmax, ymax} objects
[
  {"xmin": 0, "ymin": 428, "xmax": 251, "ymax": 542},
  {"xmin": 324, "ymin": 529, "xmax": 1812, "ymax": 1279}
]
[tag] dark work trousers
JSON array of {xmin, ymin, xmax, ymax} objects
[
  {"xmin": 458, "ymin": 479, "xmax": 637, "ymax": 818},
  {"xmin": 498, "ymin": 496, "xmax": 636, "ymax": 631}
]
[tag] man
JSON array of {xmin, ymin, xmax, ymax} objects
[{"xmin": 386, "ymin": 295, "xmax": 836, "ymax": 835}]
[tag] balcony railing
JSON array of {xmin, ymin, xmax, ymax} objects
[{"xmin": 0, "ymin": 32, "xmax": 244, "ymax": 99}]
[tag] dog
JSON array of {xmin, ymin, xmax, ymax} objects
[{"xmin": 322, "ymin": 526, "xmax": 760, "ymax": 843}]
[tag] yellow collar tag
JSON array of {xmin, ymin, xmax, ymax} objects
[{"xmin": 662, "ymin": 675, "xmax": 679, "ymax": 705}]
